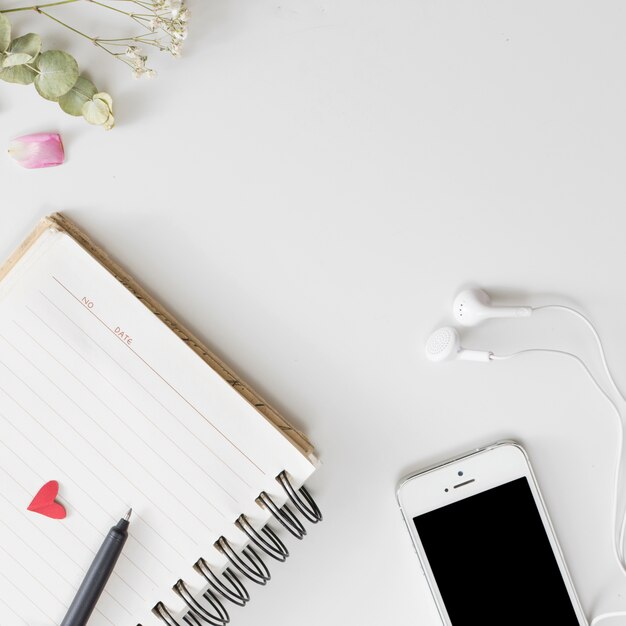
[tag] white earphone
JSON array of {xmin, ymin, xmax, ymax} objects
[
  {"xmin": 425, "ymin": 286, "xmax": 626, "ymax": 626},
  {"xmin": 424, "ymin": 326, "xmax": 492, "ymax": 363},
  {"xmin": 426, "ymin": 288, "xmax": 530, "ymax": 362},
  {"xmin": 453, "ymin": 288, "xmax": 532, "ymax": 327}
]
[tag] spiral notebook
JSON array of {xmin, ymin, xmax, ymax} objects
[{"xmin": 0, "ymin": 214, "xmax": 322, "ymax": 626}]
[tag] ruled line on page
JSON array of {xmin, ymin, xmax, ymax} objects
[
  {"xmin": 0, "ymin": 386, "xmax": 183, "ymax": 570},
  {"xmin": 13, "ymin": 320, "xmax": 230, "ymax": 521},
  {"xmin": 0, "ymin": 504, "xmax": 131, "ymax": 624},
  {"xmin": 0, "ymin": 362, "xmax": 198, "ymax": 549},
  {"xmin": 0, "ymin": 393, "xmax": 183, "ymax": 571},
  {"xmin": 0, "ymin": 485, "xmax": 145, "ymax": 623},
  {"xmin": 0, "ymin": 595, "xmax": 28, "ymax": 626},
  {"xmin": 0, "ymin": 543, "xmax": 69, "ymax": 613},
  {"xmin": 36, "ymin": 291, "xmax": 256, "ymax": 490},
  {"xmin": 0, "ymin": 354, "xmax": 193, "ymax": 574},
  {"xmin": 51, "ymin": 275, "xmax": 266, "ymax": 475},
  {"xmin": 0, "ymin": 480, "xmax": 88, "ymax": 572},
  {"xmin": 0, "ymin": 333, "xmax": 218, "ymax": 535},
  {"xmin": 22, "ymin": 307, "xmax": 244, "ymax": 502},
  {"xmin": 0, "ymin": 407, "xmax": 172, "ymax": 582},
  {"xmin": 0, "ymin": 440, "xmax": 147, "ymax": 605},
  {"xmin": 0, "ymin": 473, "xmax": 144, "ymax": 613},
  {"xmin": 0, "ymin": 569, "xmax": 58, "ymax": 623},
  {"xmin": 0, "ymin": 356, "xmax": 206, "ymax": 545},
  {"xmin": 0, "ymin": 506, "xmax": 79, "ymax": 595},
  {"xmin": 0, "ymin": 419, "xmax": 165, "ymax": 595}
]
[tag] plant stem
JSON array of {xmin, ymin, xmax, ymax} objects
[
  {"xmin": 87, "ymin": 0, "xmax": 132, "ymax": 17},
  {"xmin": 94, "ymin": 40, "xmax": 134, "ymax": 67},
  {"xmin": 37, "ymin": 9, "xmax": 94, "ymax": 42},
  {"xmin": 0, "ymin": 0, "xmax": 81, "ymax": 13}
]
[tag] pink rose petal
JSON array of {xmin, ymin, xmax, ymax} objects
[{"xmin": 8, "ymin": 133, "xmax": 65, "ymax": 169}]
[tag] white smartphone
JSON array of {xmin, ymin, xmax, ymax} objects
[{"xmin": 397, "ymin": 441, "xmax": 587, "ymax": 625}]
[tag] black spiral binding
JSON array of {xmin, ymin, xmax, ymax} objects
[
  {"xmin": 154, "ymin": 602, "xmax": 182, "ymax": 626},
  {"xmin": 256, "ymin": 492, "xmax": 307, "ymax": 539},
  {"xmin": 174, "ymin": 579, "xmax": 229, "ymax": 625},
  {"xmin": 153, "ymin": 472, "xmax": 321, "ymax": 626},
  {"xmin": 195, "ymin": 559, "xmax": 250, "ymax": 607},
  {"xmin": 277, "ymin": 470, "xmax": 323, "ymax": 523},
  {"xmin": 235, "ymin": 515, "xmax": 289, "ymax": 562},
  {"xmin": 215, "ymin": 537, "xmax": 271, "ymax": 585}
]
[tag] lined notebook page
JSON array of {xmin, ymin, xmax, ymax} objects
[{"xmin": 0, "ymin": 228, "xmax": 316, "ymax": 626}]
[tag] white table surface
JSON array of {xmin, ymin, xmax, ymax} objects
[{"xmin": 2, "ymin": 1, "xmax": 626, "ymax": 624}]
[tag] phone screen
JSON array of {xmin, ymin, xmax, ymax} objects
[{"xmin": 413, "ymin": 476, "xmax": 580, "ymax": 625}]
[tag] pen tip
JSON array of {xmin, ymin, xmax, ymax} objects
[{"xmin": 124, "ymin": 508, "xmax": 132, "ymax": 521}]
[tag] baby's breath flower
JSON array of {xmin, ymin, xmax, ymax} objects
[
  {"xmin": 0, "ymin": 0, "xmax": 191, "ymax": 129},
  {"xmin": 170, "ymin": 0, "xmax": 183, "ymax": 18},
  {"xmin": 78, "ymin": 0, "xmax": 189, "ymax": 77}
]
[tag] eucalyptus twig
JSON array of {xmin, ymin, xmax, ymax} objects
[
  {"xmin": 0, "ymin": 0, "xmax": 189, "ymax": 128},
  {"xmin": 0, "ymin": 12, "xmax": 115, "ymax": 128},
  {"xmin": 2, "ymin": 0, "xmax": 188, "ymax": 75},
  {"xmin": 87, "ymin": 0, "xmax": 134, "ymax": 18},
  {"xmin": 37, "ymin": 9, "xmax": 94, "ymax": 42},
  {"xmin": 0, "ymin": 1, "xmax": 82, "ymax": 14}
]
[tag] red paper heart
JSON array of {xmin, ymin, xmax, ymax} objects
[{"xmin": 27, "ymin": 481, "xmax": 66, "ymax": 519}]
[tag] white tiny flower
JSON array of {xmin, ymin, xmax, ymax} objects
[
  {"xmin": 92, "ymin": 0, "xmax": 190, "ymax": 76},
  {"xmin": 170, "ymin": 0, "xmax": 182, "ymax": 18},
  {"xmin": 172, "ymin": 24, "xmax": 187, "ymax": 40}
]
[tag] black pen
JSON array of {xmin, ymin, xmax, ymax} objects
[{"xmin": 61, "ymin": 509, "xmax": 132, "ymax": 626}]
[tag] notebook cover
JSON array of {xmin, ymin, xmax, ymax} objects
[{"xmin": 0, "ymin": 213, "xmax": 315, "ymax": 460}]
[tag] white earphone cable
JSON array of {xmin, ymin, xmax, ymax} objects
[
  {"xmin": 491, "ymin": 349, "xmax": 626, "ymax": 625},
  {"xmin": 532, "ymin": 305, "xmax": 626, "ymax": 405}
]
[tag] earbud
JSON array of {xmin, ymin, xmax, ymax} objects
[
  {"xmin": 424, "ymin": 327, "xmax": 492, "ymax": 363},
  {"xmin": 453, "ymin": 288, "xmax": 532, "ymax": 327}
]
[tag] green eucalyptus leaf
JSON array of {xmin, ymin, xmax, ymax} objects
[
  {"xmin": 82, "ymin": 92, "xmax": 114, "ymax": 130},
  {"xmin": 0, "ymin": 14, "xmax": 11, "ymax": 53},
  {"xmin": 58, "ymin": 75, "xmax": 97, "ymax": 116},
  {"xmin": 3, "ymin": 52, "xmax": 33, "ymax": 68},
  {"xmin": 0, "ymin": 63, "xmax": 36, "ymax": 85},
  {"xmin": 82, "ymin": 97, "xmax": 109, "ymax": 125},
  {"xmin": 34, "ymin": 50, "xmax": 79, "ymax": 101},
  {"xmin": 95, "ymin": 92, "xmax": 113, "ymax": 108},
  {"xmin": 10, "ymin": 33, "xmax": 41, "ymax": 61}
]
